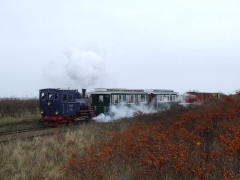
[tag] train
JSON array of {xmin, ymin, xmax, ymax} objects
[
  {"xmin": 39, "ymin": 88, "xmax": 221, "ymax": 126},
  {"xmin": 39, "ymin": 88, "xmax": 179, "ymax": 126}
]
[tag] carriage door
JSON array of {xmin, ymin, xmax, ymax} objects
[
  {"xmin": 62, "ymin": 93, "xmax": 67, "ymax": 115},
  {"xmin": 96, "ymin": 94, "xmax": 105, "ymax": 115}
]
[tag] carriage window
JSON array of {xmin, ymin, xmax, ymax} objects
[
  {"xmin": 138, "ymin": 95, "xmax": 146, "ymax": 102},
  {"xmin": 130, "ymin": 95, "xmax": 135, "ymax": 103},
  {"xmin": 163, "ymin": 96, "xmax": 168, "ymax": 102},
  {"xmin": 126, "ymin": 95, "xmax": 135, "ymax": 103},
  {"xmin": 126, "ymin": 95, "xmax": 129, "ymax": 103},
  {"xmin": 69, "ymin": 94, "xmax": 73, "ymax": 101},
  {"xmin": 54, "ymin": 92, "xmax": 59, "ymax": 100},
  {"xmin": 166, "ymin": 95, "xmax": 170, "ymax": 101},
  {"xmin": 47, "ymin": 92, "xmax": 53, "ymax": 100},
  {"xmin": 99, "ymin": 95, "xmax": 104, "ymax": 103},
  {"xmin": 112, "ymin": 95, "xmax": 124, "ymax": 104},
  {"xmin": 113, "ymin": 95, "xmax": 118, "ymax": 104},
  {"xmin": 63, "ymin": 93, "xmax": 67, "ymax": 101},
  {"xmin": 172, "ymin": 95, "xmax": 176, "ymax": 101},
  {"xmin": 158, "ymin": 95, "xmax": 163, "ymax": 102},
  {"xmin": 41, "ymin": 92, "xmax": 45, "ymax": 100},
  {"xmin": 118, "ymin": 95, "xmax": 124, "ymax": 102}
]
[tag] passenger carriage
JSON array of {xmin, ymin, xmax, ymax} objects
[{"xmin": 88, "ymin": 88, "xmax": 178, "ymax": 116}]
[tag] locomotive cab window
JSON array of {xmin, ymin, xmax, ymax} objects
[
  {"xmin": 69, "ymin": 94, "xmax": 73, "ymax": 101},
  {"xmin": 41, "ymin": 92, "xmax": 46, "ymax": 100},
  {"xmin": 54, "ymin": 92, "xmax": 59, "ymax": 100},
  {"xmin": 47, "ymin": 92, "xmax": 53, "ymax": 100},
  {"xmin": 63, "ymin": 93, "xmax": 67, "ymax": 101}
]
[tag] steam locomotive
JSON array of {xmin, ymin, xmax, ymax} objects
[{"xmin": 39, "ymin": 88, "xmax": 96, "ymax": 126}]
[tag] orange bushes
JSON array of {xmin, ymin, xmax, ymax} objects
[{"xmin": 58, "ymin": 95, "xmax": 240, "ymax": 180}]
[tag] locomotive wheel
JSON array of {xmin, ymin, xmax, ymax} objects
[
  {"xmin": 66, "ymin": 120, "xmax": 70, "ymax": 125},
  {"xmin": 73, "ymin": 119, "xmax": 80, "ymax": 124},
  {"xmin": 85, "ymin": 117, "xmax": 90, "ymax": 123}
]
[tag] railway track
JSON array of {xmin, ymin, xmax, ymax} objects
[
  {"xmin": 0, "ymin": 123, "xmax": 81, "ymax": 145},
  {"xmin": 0, "ymin": 121, "xmax": 95, "ymax": 145},
  {"xmin": 0, "ymin": 120, "xmax": 48, "ymax": 136},
  {"xmin": 0, "ymin": 127, "xmax": 48, "ymax": 136},
  {"xmin": 0, "ymin": 132, "xmax": 55, "ymax": 144}
]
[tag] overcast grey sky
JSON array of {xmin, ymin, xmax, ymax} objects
[{"xmin": 1, "ymin": 0, "xmax": 240, "ymax": 97}]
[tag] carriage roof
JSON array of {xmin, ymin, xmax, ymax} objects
[{"xmin": 88, "ymin": 88, "xmax": 178, "ymax": 95}]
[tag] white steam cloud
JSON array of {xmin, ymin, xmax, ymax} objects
[
  {"xmin": 64, "ymin": 48, "xmax": 107, "ymax": 88},
  {"xmin": 93, "ymin": 102, "xmax": 157, "ymax": 122},
  {"xmin": 44, "ymin": 47, "xmax": 114, "ymax": 90}
]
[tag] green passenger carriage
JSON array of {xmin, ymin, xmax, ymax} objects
[{"xmin": 88, "ymin": 88, "xmax": 178, "ymax": 116}]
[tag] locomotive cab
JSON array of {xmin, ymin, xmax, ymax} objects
[
  {"xmin": 39, "ymin": 88, "xmax": 96, "ymax": 126},
  {"xmin": 39, "ymin": 88, "xmax": 81, "ymax": 117}
]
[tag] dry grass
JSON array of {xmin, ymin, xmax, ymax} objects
[
  {"xmin": 0, "ymin": 93, "xmax": 240, "ymax": 179},
  {"xmin": 0, "ymin": 122, "xmax": 136, "ymax": 180},
  {"xmin": 0, "ymin": 115, "xmax": 41, "ymax": 126}
]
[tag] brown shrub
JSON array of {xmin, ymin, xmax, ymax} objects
[{"xmin": 0, "ymin": 97, "xmax": 39, "ymax": 118}]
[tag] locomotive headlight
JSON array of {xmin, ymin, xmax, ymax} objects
[
  {"xmin": 55, "ymin": 109, "xmax": 59, "ymax": 115},
  {"xmin": 47, "ymin": 101, "xmax": 51, "ymax": 106},
  {"xmin": 41, "ymin": 109, "xmax": 44, "ymax": 114}
]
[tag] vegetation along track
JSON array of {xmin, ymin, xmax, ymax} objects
[
  {"xmin": 0, "ymin": 131, "xmax": 55, "ymax": 144},
  {"xmin": 0, "ymin": 127, "xmax": 48, "ymax": 136},
  {"xmin": 0, "ymin": 122, "xmax": 89, "ymax": 144},
  {"xmin": 0, "ymin": 121, "xmax": 46, "ymax": 136}
]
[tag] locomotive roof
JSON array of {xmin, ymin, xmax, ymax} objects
[{"xmin": 39, "ymin": 88, "xmax": 79, "ymax": 92}]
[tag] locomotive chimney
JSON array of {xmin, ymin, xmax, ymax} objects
[{"xmin": 82, "ymin": 88, "xmax": 86, "ymax": 98}]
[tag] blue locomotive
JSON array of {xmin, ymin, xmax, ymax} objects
[{"xmin": 39, "ymin": 88, "xmax": 96, "ymax": 126}]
